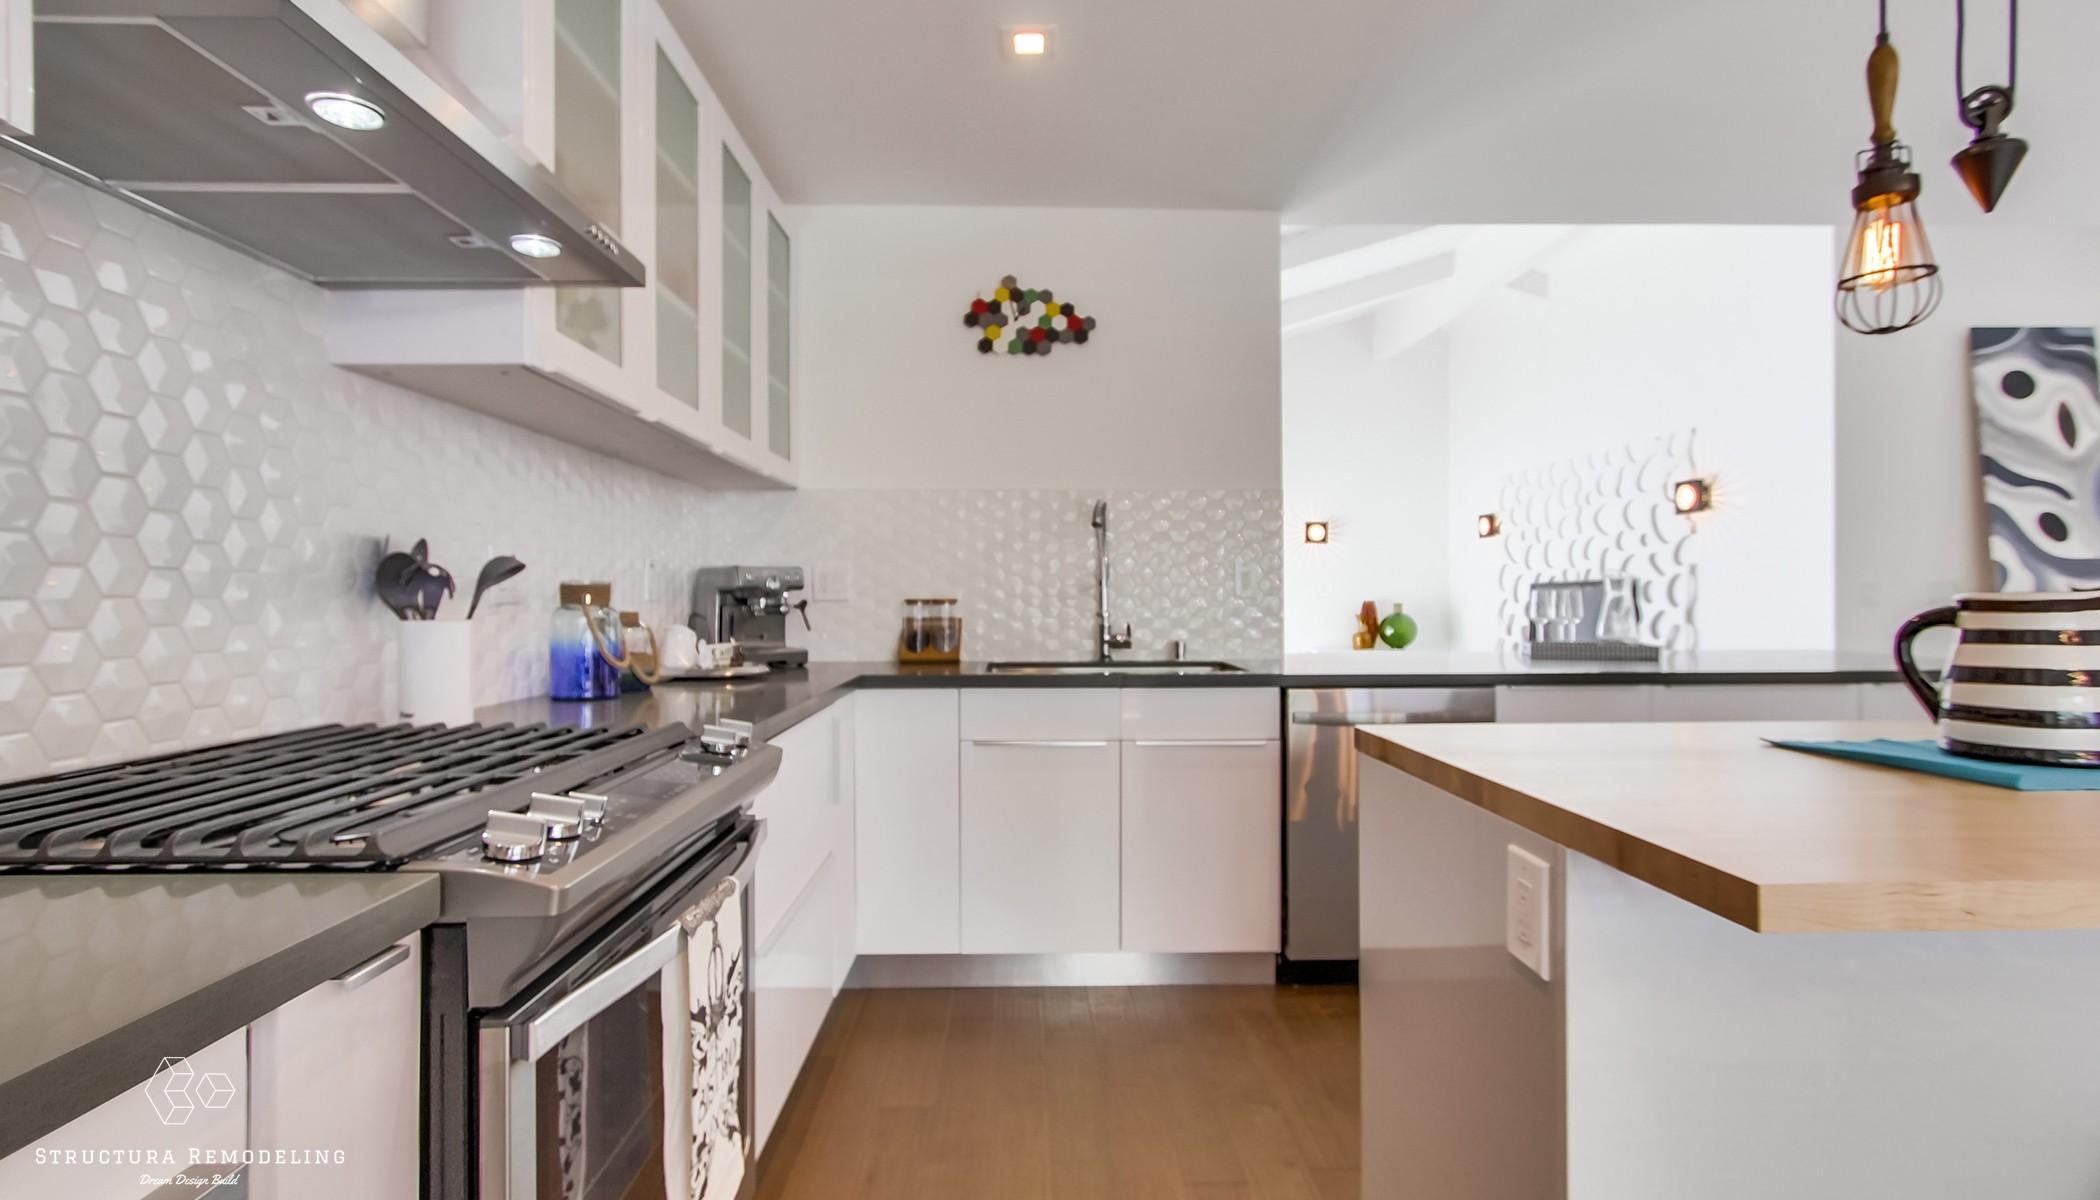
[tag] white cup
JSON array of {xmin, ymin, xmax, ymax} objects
[
  {"xmin": 398, "ymin": 621, "xmax": 475, "ymax": 726},
  {"xmin": 659, "ymin": 624, "xmax": 700, "ymax": 672}
]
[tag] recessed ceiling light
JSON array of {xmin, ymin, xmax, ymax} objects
[
  {"xmin": 1303, "ymin": 520, "xmax": 1330, "ymax": 545},
  {"xmin": 305, "ymin": 92, "xmax": 385, "ymax": 132},
  {"xmin": 509, "ymin": 233, "xmax": 563, "ymax": 259},
  {"xmin": 1006, "ymin": 26, "xmax": 1052, "ymax": 57},
  {"xmin": 1477, "ymin": 513, "xmax": 1502, "ymax": 538}
]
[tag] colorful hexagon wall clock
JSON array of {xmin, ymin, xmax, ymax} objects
[{"xmin": 963, "ymin": 275, "xmax": 1097, "ymax": 356}]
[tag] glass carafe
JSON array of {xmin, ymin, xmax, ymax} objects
[{"xmin": 1596, "ymin": 574, "xmax": 1640, "ymax": 643}]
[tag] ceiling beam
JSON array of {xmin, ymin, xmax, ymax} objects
[
  {"xmin": 1367, "ymin": 226, "xmax": 1583, "ymax": 358},
  {"xmin": 1281, "ymin": 251, "xmax": 1458, "ymax": 337}
]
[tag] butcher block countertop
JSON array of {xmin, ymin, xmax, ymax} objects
[{"xmin": 1355, "ymin": 719, "xmax": 2100, "ymax": 935}]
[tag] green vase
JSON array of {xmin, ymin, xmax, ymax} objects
[{"xmin": 1377, "ymin": 604, "xmax": 1418, "ymax": 649}]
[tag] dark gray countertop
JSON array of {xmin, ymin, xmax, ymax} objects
[
  {"xmin": 476, "ymin": 650, "xmax": 1906, "ymax": 742},
  {"xmin": 0, "ymin": 873, "xmax": 438, "ymax": 1158},
  {"xmin": 0, "ymin": 649, "xmax": 1896, "ymax": 1153}
]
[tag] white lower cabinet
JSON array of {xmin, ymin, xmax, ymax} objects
[
  {"xmin": 1496, "ymin": 682, "xmax": 1912, "ymax": 724},
  {"xmin": 1121, "ymin": 740, "xmax": 1281, "ymax": 953},
  {"xmin": 749, "ymin": 697, "xmax": 858, "ymax": 1155},
  {"xmin": 248, "ymin": 938, "xmax": 422, "ymax": 1200},
  {"xmin": 753, "ymin": 707, "xmax": 838, "ymax": 946},
  {"xmin": 1859, "ymin": 681, "xmax": 1929, "ymax": 720},
  {"xmin": 854, "ymin": 690, "xmax": 961, "ymax": 954},
  {"xmin": 830, "ymin": 697, "xmax": 859, "ymax": 993},
  {"xmin": 960, "ymin": 740, "xmax": 1122, "ymax": 953},
  {"xmin": 1494, "ymin": 684, "xmax": 1657, "ymax": 723},
  {"xmin": 1652, "ymin": 684, "xmax": 1868, "ymax": 722},
  {"xmin": 0, "ymin": 1030, "xmax": 248, "ymax": 1200},
  {"xmin": 753, "ymin": 851, "xmax": 840, "ymax": 1155}
]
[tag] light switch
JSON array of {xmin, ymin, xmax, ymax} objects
[{"xmin": 1506, "ymin": 845, "xmax": 1551, "ymax": 981}]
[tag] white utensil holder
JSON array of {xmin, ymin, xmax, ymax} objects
[{"xmin": 398, "ymin": 621, "xmax": 475, "ymax": 726}]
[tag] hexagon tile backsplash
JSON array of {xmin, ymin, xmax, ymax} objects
[{"xmin": 0, "ymin": 150, "xmax": 1282, "ymax": 779}]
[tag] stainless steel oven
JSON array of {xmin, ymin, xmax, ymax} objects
[{"xmin": 475, "ymin": 822, "xmax": 762, "ymax": 1200}]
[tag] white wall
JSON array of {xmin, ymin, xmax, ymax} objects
[
  {"xmin": 1283, "ymin": 226, "xmax": 1837, "ymax": 653},
  {"xmin": 1834, "ymin": 223, "xmax": 2100, "ymax": 653},
  {"xmin": 1281, "ymin": 322, "xmax": 1452, "ymax": 650},
  {"xmin": 1447, "ymin": 226, "xmax": 1836, "ymax": 652},
  {"xmin": 796, "ymin": 205, "xmax": 1280, "ymax": 490}
]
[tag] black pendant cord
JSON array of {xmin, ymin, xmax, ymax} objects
[{"xmin": 1955, "ymin": 0, "xmax": 2019, "ymax": 120}]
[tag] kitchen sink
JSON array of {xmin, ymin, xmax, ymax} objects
[{"xmin": 986, "ymin": 660, "xmax": 1247, "ymax": 675}]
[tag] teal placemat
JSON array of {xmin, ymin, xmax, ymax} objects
[{"xmin": 1766, "ymin": 737, "xmax": 2100, "ymax": 791}]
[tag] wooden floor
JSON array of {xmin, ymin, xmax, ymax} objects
[{"xmin": 755, "ymin": 985, "xmax": 1359, "ymax": 1200}]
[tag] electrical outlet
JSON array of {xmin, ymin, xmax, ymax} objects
[{"xmin": 1506, "ymin": 845, "xmax": 1551, "ymax": 981}]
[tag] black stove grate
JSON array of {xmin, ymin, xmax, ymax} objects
[{"xmin": 0, "ymin": 722, "xmax": 666, "ymax": 869}]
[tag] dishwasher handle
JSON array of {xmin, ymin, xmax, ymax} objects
[{"xmin": 1289, "ymin": 711, "xmax": 1489, "ymax": 726}]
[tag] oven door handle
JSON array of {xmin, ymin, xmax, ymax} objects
[{"xmin": 514, "ymin": 924, "xmax": 683, "ymax": 1061}]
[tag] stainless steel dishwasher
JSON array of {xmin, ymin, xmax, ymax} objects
[{"xmin": 1283, "ymin": 687, "xmax": 1496, "ymax": 975}]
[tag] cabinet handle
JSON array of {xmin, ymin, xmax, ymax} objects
[
  {"xmin": 332, "ymin": 942, "xmax": 411, "ymax": 991},
  {"xmin": 1130, "ymin": 739, "xmax": 1271, "ymax": 747},
  {"xmin": 1289, "ymin": 712, "xmax": 1483, "ymax": 726},
  {"xmin": 967, "ymin": 739, "xmax": 1110, "ymax": 748}
]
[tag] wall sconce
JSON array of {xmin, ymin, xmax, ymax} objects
[
  {"xmin": 1671, "ymin": 478, "xmax": 1715, "ymax": 515},
  {"xmin": 1303, "ymin": 520, "xmax": 1331, "ymax": 545},
  {"xmin": 1476, "ymin": 514, "xmax": 1501, "ymax": 538}
]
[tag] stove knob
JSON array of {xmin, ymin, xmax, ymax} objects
[
  {"xmin": 691, "ymin": 720, "xmax": 756, "ymax": 765},
  {"xmin": 527, "ymin": 794, "xmax": 591, "ymax": 840},
  {"xmin": 482, "ymin": 810, "xmax": 549, "ymax": 863},
  {"xmin": 567, "ymin": 791, "xmax": 610, "ymax": 826}
]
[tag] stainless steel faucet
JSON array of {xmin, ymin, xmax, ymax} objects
[{"xmin": 1092, "ymin": 499, "xmax": 1132, "ymax": 660}]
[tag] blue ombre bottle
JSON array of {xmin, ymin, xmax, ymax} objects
[{"xmin": 550, "ymin": 582, "xmax": 620, "ymax": 700}]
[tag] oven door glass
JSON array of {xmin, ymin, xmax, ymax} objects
[
  {"xmin": 479, "ymin": 825, "xmax": 761, "ymax": 1200},
  {"xmin": 535, "ymin": 980, "xmax": 667, "ymax": 1200}
]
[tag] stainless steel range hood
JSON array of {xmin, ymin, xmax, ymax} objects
[{"xmin": 8, "ymin": 0, "xmax": 646, "ymax": 288}]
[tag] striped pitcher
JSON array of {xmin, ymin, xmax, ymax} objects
[{"xmin": 1896, "ymin": 592, "xmax": 2100, "ymax": 766}]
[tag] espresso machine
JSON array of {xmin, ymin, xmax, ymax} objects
[{"xmin": 690, "ymin": 566, "xmax": 811, "ymax": 669}]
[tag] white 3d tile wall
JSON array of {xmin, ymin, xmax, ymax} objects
[{"xmin": 0, "ymin": 151, "xmax": 1281, "ymax": 777}]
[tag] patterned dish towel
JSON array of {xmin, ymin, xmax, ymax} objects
[{"xmin": 660, "ymin": 875, "xmax": 748, "ymax": 1200}]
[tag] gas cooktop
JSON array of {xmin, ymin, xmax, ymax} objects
[{"xmin": 0, "ymin": 721, "xmax": 701, "ymax": 869}]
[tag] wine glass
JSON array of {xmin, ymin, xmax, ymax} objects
[
  {"xmin": 1527, "ymin": 586, "xmax": 1555, "ymax": 643},
  {"xmin": 1552, "ymin": 587, "xmax": 1585, "ymax": 643}
]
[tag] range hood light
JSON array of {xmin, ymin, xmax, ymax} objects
[
  {"xmin": 305, "ymin": 92, "xmax": 385, "ymax": 131},
  {"xmin": 509, "ymin": 233, "xmax": 563, "ymax": 259}
]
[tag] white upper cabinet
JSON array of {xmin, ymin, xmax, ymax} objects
[
  {"xmin": 0, "ymin": 1, "xmax": 32, "ymax": 137},
  {"xmin": 326, "ymin": 0, "xmax": 798, "ymax": 487},
  {"xmin": 765, "ymin": 208, "xmax": 795, "ymax": 463},
  {"xmin": 654, "ymin": 45, "xmax": 701, "ymax": 411}
]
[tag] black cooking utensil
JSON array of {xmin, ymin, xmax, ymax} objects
[
  {"xmin": 375, "ymin": 551, "xmax": 424, "ymax": 620},
  {"xmin": 467, "ymin": 555, "xmax": 527, "ymax": 619},
  {"xmin": 411, "ymin": 563, "xmax": 455, "ymax": 620}
]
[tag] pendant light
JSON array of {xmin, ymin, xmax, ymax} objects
[
  {"xmin": 1835, "ymin": 0, "xmax": 1942, "ymax": 336},
  {"xmin": 1951, "ymin": 0, "xmax": 2026, "ymax": 212}
]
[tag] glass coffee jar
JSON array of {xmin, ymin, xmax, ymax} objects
[{"xmin": 897, "ymin": 598, "xmax": 963, "ymax": 664}]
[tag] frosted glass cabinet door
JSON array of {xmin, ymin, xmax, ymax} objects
[
  {"xmin": 720, "ymin": 145, "xmax": 753, "ymax": 437},
  {"xmin": 655, "ymin": 49, "xmax": 699, "ymax": 407},
  {"xmin": 553, "ymin": 0, "xmax": 623, "ymax": 365},
  {"xmin": 766, "ymin": 212, "xmax": 791, "ymax": 459}
]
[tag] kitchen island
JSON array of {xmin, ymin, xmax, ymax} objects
[{"xmin": 1356, "ymin": 720, "xmax": 2100, "ymax": 1199}]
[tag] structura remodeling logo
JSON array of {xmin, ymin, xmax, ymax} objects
[{"xmin": 145, "ymin": 1056, "xmax": 237, "ymax": 1126}]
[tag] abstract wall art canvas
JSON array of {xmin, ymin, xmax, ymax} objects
[{"xmin": 1971, "ymin": 327, "xmax": 2100, "ymax": 591}]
